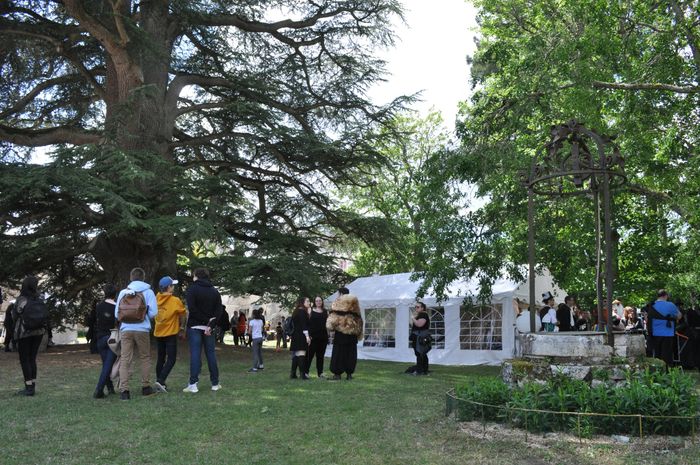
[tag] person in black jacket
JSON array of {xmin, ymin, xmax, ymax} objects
[
  {"xmin": 410, "ymin": 302, "xmax": 431, "ymax": 376},
  {"xmin": 216, "ymin": 305, "xmax": 230, "ymax": 343},
  {"xmin": 289, "ymin": 297, "xmax": 311, "ymax": 380},
  {"xmin": 183, "ymin": 268, "xmax": 223, "ymax": 393},
  {"xmin": 556, "ymin": 296, "xmax": 576, "ymax": 332},
  {"xmin": 92, "ymin": 284, "xmax": 118, "ymax": 398},
  {"xmin": 11, "ymin": 275, "xmax": 46, "ymax": 396},
  {"xmin": 305, "ymin": 296, "xmax": 329, "ymax": 378}
]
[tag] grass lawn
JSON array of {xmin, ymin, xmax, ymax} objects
[{"xmin": 1, "ymin": 342, "xmax": 699, "ymax": 465}]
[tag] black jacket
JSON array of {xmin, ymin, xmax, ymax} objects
[
  {"xmin": 556, "ymin": 304, "xmax": 574, "ymax": 332},
  {"xmin": 185, "ymin": 279, "xmax": 223, "ymax": 328}
]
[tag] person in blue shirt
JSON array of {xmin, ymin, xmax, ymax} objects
[{"xmin": 649, "ymin": 289, "xmax": 681, "ymax": 368}]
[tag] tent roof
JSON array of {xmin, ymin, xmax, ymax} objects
[{"xmin": 346, "ymin": 270, "xmax": 566, "ymax": 305}]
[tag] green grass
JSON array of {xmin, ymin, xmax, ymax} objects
[{"xmin": 1, "ymin": 344, "xmax": 700, "ymax": 465}]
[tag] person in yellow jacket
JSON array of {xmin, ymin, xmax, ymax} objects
[{"xmin": 154, "ymin": 276, "xmax": 187, "ymax": 393}]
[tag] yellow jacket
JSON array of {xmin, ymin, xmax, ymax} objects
[{"xmin": 154, "ymin": 293, "xmax": 186, "ymax": 337}]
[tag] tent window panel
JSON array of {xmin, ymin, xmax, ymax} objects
[
  {"xmin": 459, "ymin": 304, "xmax": 503, "ymax": 350},
  {"xmin": 408, "ymin": 307, "xmax": 445, "ymax": 350},
  {"xmin": 363, "ymin": 308, "xmax": 396, "ymax": 348}
]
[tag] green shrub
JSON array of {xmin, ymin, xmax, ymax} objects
[
  {"xmin": 454, "ymin": 368, "xmax": 698, "ymax": 436},
  {"xmin": 455, "ymin": 378, "xmax": 510, "ymax": 422}
]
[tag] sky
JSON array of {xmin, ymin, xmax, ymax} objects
[{"xmin": 368, "ymin": 0, "xmax": 479, "ymax": 129}]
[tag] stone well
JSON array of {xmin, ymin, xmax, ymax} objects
[{"xmin": 503, "ymin": 331, "xmax": 654, "ymax": 387}]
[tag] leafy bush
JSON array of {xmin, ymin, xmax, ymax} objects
[
  {"xmin": 455, "ymin": 377, "xmax": 511, "ymax": 422},
  {"xmin": 454, "ymin": 368, "xmax": 698, "ymax": 436}
]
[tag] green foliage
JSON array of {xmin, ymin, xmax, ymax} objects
[
  {"xmin": 455, "ymin": 377, "xmax": 511, "ymax": 422},
  {"xmin": 423, "ymin": 0, "xmax": 700, "ymax": 306},
  {"xmin": 0, "ymin": 1, "xmax": 410, "ymax": 316},
  {"xmin": 455, "ymin": 368, "xmax": 698, "ymax": 436},
  {"xmin": 342, "ymin": 111, "xmax": 463, "ymax": 279}
]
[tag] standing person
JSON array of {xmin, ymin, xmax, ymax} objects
[
  {"xmin": 154, "ymin": 276, "xmax": 186, "ymax": 393},
  {"xmin": 231, "ymin": 310, "xmax": 240, "ymax": 346},
  {"xmin": 289, "ymin": 297, "xmax": 311, "ymax": 380},
  {"xmin": 275, "ymin": 321, "xmax": 284, "ymax": 352},
  {"xmin": 216, "ymin": 305, "xmax": 230, "ymax": 343},
  {"xmin": 306, "ymin": 296, "xmax": 329, "ymax": 378},
  {"xmin": 85, "ymin": 300, "xmax": 99, "ymax": 354},
  {"xmin": 247, "ymin": 308, "xmax": 265, "ymax": 372},
  {"xmin": 3, "ymin": 304, "xmax": 14, "ymax": 352},
  {"xmin": 183, "ymin": 268, "xmax": 223, "ymax": 393},
  {"xmin": 11, "ymin": 275, "xmax": 47, "ymax": 396},
  {"xmin": 648, "ymin": 289, "xmax": 681, "ymax": 368},
  {"xmin": 539, "ymin": 292, "xmax": 558, "ymax": 332},
  {"xmin": 282, "ymin": 316, "xmax": 290, "ymax": 349},
  {"xmin": 236, "ymin": 311, "xmax": 247, "ymax": 347},
  {"xmin": 115, "ymin": 267, "xmax": 159, "ymax": 400},
  {"xmin": 624, "ymin": 306, "xmax": 644, "ymax": 332},
  {"xmin": 685, "ymin": 305, "xmax": 700, "ymax": 370},
  {"xmin": 92, "ymin": 284, "xmax": 118, "ymax": 398},
  {"xmin": 556, "ymin": 296, "xmax": 576, "ymax": 332},
  {"xmin": 327, "ymin": 293, "xmax": 363, "ymax": 381},
  {"xmin": 410, "ymin": 302, "xmax": 431, "ymax": 376},
  {"xmin": 575, "ymin": 307, "xmax": 592, "ymax": 331}
]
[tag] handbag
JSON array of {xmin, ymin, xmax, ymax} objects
[{"xmin": 107, "ymin": 328, "xmax": 121, "ymax": 355}]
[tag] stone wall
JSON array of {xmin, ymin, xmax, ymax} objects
[{"xmin": 505, "ymin": 331, "xmax": 656, "ymax": 387}]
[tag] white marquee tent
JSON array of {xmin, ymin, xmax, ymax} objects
[{"xmin": 328, "ymin": 269, "xmax": 566, "ymax": 366}]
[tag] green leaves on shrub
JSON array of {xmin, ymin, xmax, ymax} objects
[
  {"xmin": 454, "ymin": 368, "xmax": 698, "ymax": 436},
  {"xmin": 455, "ymin": 377, "xmax": 511, "ymax": 422}
]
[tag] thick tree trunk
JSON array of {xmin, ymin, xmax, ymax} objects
[
  {"xmin": 91, "ymin": 234, "xmax": 178, "ymax": 289},
  {"xmin": 94, "ymin": 2, "xmax": 180, "ymax": 288}
]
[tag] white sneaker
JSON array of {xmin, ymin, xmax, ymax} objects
[
  {"xmin": 182, "ymin": 383, "xmax": 198, "ymax": 393},
  {"xmin": 154, "ymin": 381, "xmax": 168, "ymax": 393},
  {"xmin": 211, "ymin": 384, "xmax": 222, "ymax": 391}
]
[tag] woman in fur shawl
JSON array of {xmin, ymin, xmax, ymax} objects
[{"xmin": 326, "ymin": 293, "xmax": 363, "ymax": 380}]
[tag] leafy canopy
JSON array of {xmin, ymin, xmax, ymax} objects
[{"xmin": 0, "ymin": 0, "xmax": 408, "ymax": 319}]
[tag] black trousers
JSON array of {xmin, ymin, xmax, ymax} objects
[
  {"xmin": 17, "ymin": 335, "xmax": 43, "ymax": 382},
  {"xmin": 652, "ymin": 335, "xmax": 675, "ymax": 367},
  {"xmin": 330, "ymin": 333, "xmax": 358, "ymax": 375},
  {"xmin": 156, "ymin": 335, "xmax": 178, "ymax": 384},
  {"xmin": 414, "ymin": 349, "xmax": 429, "ymax": 374},
  {"xmin": 306, "ymin": 338, "xmax": 328, "ymax": 376}
]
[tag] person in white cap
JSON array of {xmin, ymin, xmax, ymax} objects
[{"xmin": 154, "ymin": 276, "xmax": 186, "ymax": 393}]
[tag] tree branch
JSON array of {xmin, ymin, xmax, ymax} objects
[
  {"xmin": 0, "ymin": 125, "xmax": 102, "ymax": 146},
  {"xmin": 0, "ymin": 75, "xmax": 83, "ymax": 118},
  {"xmin": 669, "ymin": 0, "xmax": 700, "ymax": 83},
  {"xmin": 62, "ymin": 0, "xmax": 122, "ymax": 53},
  {"xmin": 591, "ymin": 80, "xmax": 699, "ymax": 93},
  {"xmin": 627, "ymin": 183, "xmax": 693, "ymax": 224},
  {"xmin": 175, "ymin": 101, "xmax": 227, "ymax": 117},
  {"xmin": 110, "ymin": 0, "xmax": 131, "ymax": 46}
]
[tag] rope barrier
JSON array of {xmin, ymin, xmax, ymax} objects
[{"xmin": 445, "ymin": 388, "xmax": 699, "ymax": 439}]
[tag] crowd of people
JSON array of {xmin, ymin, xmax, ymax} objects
[
  {"xmin": 527, "ymin": 289, "xmax": 696, "ymax": 368},
  {"xmin": 2, "ymin": 268, "xmax": 408, "ymax": 398}
]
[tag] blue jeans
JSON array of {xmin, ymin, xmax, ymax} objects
[
  {"xmin": 187, "ymin": 328, "xmax": 219, "ymax": 385},
  {"xmin": 95, "ymin": 334, "xmax": 116, "ymax": 392},
  {"xmin": 156, "ymin": 334, "xmax": 177, "ymax": 385}
]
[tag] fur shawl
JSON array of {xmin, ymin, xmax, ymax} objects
[{"xmin": 326, "ymin": 294, "xmax": 364, "ymax": 340}]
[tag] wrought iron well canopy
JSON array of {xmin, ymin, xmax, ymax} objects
[{"xmin": 521, "ymin": 120, "xmax": 626, "ymax": 345}]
